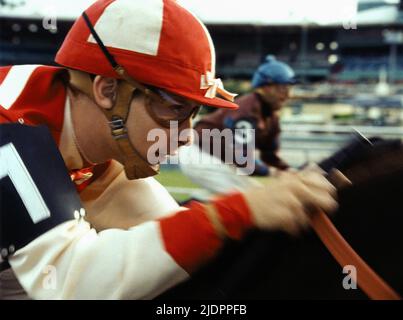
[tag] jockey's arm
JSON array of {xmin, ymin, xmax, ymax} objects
[{"xmin": 8, "ymin": 162, "xmax": 337, "ymax": 299}]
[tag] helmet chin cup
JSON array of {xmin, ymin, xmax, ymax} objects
[
  {"xmin": 106, "ymin": 81, "xmax": 160, "ymax": 180},
  {"xmin": 122, "ymin": 149, "xmax": 160, "ymax": 180}
]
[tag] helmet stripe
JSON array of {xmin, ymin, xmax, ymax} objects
[{"xmin": 87, "ymin": 0, "xmax": 164, "ymax": 56}]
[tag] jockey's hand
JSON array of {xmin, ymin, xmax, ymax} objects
[{"xmin": 243, "ymin": 170, "xmax": 338, "ymax": 235}]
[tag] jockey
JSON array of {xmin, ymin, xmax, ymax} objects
[
  {"xmin": 194, "ymin": 55, "xmax": 296, "ymax": 176},
  {"xmin": 0, "ymin": 0, "xmax": 337, "ymax": 299}
]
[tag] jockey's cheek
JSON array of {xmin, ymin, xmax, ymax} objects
[{"xmin": 126, "ymin": 97, "xmax": 167, "ymax": 162}]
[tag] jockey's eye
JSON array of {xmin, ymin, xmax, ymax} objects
[{"xmin": 170, "ymin": 104, "xmax": 186, "ymax": 115}]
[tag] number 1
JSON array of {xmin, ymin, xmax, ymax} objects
[{"xmin": 0, "ymin": 143, "xmax": 50, "ymax": 224}]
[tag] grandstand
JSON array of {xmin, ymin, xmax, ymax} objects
[{"xmin": 1, "ymin": 0, "xmax": 402, "ymax": 84}]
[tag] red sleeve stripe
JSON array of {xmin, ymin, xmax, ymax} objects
[
  {"xmin": 159, "ymin": 201, "xmax": 222, "ymax": 273},
  {"xmin": 159, "ymin": 193, "xmax": 254, "ymax": 273},
  {"xmin": 212, "ymin": 192, "xmax": 254, "ymax": 241}
]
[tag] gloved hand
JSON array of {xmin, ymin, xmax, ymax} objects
[{"xmin": 243, "ymin": 170, "xmax": 338, "ymax": 235}]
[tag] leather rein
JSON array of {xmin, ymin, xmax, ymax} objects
[{"xmin": 309, "ymin": 148, "xmax": 403, "ymax": 300}]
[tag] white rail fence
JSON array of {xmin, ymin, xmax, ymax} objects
[{"xmin": 280, "ymin": 124, "xmax": 403, "ymax": 167}]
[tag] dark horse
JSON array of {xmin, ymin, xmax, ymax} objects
[{"xmin": 158, "ymin": 136, "xmax": 403, "ymax": 299}]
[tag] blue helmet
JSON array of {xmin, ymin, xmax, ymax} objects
[{"xmin": 252, "ymin": 55, "xmax": 296, "ymax": 88}]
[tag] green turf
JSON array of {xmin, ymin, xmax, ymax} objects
[
  {"xmin": 154, "ymin": 168, "xmax": 200, "ymax": 202},
  {"xmin": 155, "ymin": 167, "xmax": 267, "ymax": 202},
  {"xmin": 155, "ymin": 168, "xmax": 199, "ymax": 188}
]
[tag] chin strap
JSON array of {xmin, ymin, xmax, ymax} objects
[{"xmin": 68, "ymin": 69, "xmax": 159, "ymax": 180}]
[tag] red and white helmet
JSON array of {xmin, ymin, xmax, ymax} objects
[{"xmin": 56, "ymin": 0, "xmax": 237, "ymax": 109}]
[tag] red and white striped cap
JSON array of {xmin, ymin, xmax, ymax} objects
[{"xmin": 55, "ymin": 0, "xmax": 237, "ymax": 109}]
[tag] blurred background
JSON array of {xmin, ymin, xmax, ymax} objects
[{"xmin": 1, "ymin": 0, "xmax": 403, "ymax": 200}]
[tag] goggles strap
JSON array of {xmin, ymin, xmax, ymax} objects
[{"xmin": 82, "ymin": 12, "xmax": 118, "ymax": 69}]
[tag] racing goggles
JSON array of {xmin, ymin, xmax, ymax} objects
[{"xmin": 143, "ymin": 87, "xmax": 201, "ymax": 128}]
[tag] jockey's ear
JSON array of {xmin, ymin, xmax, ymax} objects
[{"xmin": 92, "ymin": 76, "xmax": 118, "ymax": 110}]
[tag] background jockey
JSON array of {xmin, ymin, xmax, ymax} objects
[
  {"xmin": 194, "ymin": 55, "xmax": 296, "ymax": 176},
  {"xmin": 0, "ymin": 0, "xmax": 337, "ymax": 299}
]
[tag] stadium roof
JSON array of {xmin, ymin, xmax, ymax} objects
[{"xmin": 0, "ymin": 0, "xmax": 401, "ymax": 26}]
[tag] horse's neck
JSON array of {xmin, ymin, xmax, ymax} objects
[{"xmin": 343, "ymin": 146, "xmax": 403, "ymax": 187}]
